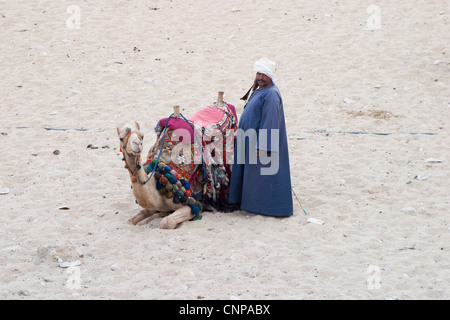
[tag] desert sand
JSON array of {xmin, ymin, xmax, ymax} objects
[{"xmin": 0, "ymin": 0, "xmax": 449, "ymax": 300}]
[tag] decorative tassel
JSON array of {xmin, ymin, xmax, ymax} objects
[
  {"xmin": 191, "ymin": 205, "xmax": 200, "ymax": 215},
  {"xmin": 145, "ymin": 159, "xmax": 204, "ymax": 216},
  {"xmin": 159, "ymin": 176, "xmax": 169, "ymax": 185}
]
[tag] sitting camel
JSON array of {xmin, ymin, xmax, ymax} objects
[
  {"xmin": 117, "ymin": 93, "xmax": 237, "ymax": 229},
  {"xmin": 117, "ymin": 121, "xmax": 194, "ymax": 229}
]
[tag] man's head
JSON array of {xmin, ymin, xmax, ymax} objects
[
  {"xmin": 255, "ymin": 72, "xmax": 273, "ymax": 88},
  {"xmin": 254, "ymin": 57, "xmax": 277, "ymax": 88}
]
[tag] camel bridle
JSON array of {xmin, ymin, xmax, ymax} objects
[{"xmin": 120, "ymin": 130, "xmax": 143, "ymax": 183}]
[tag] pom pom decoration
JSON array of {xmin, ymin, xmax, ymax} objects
[
  {"xmin": 190, "ymin": 205, "xmax": 200, "ymax": 215},
  {"xmin": 159, "ymin": 176, "xmax": 169, "ymax": 185},
  {"xmin": 157, "ymin": 167, "xmax": 165, "ymax": 174},
  {"xmin": 187, "ymin": 197, "xmax": 195, "ymax": 206},
  {"xmin": 144, "ymin": 159, "xmax": 201, "ymax": 216},
  {"xmin": 169, "ymin": 177, "xmax": 178, "ymax": 184}
]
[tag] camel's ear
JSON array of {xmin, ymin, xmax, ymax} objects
[
  {"xmin": 135, "ymin": 121, "xmax": 140, "ymax": 130},
  {"xmin": 116, "ymin": 127, "xmax": 121, "ymax": 136}
]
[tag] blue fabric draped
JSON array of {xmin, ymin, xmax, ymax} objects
[{"xmin": 229, "ymin": 85, "xmax": 293, "ymax": 217}]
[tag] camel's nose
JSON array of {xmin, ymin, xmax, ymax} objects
[{"xmin": 132, "ymin": 141, "xmax": 143, "ymax": 154}]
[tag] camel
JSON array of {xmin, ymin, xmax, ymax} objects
[{"xmin": 117, "ymin": 92, "xmax": 237, "ymax": 229}]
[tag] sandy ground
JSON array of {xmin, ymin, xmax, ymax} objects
[{"xmin": 0, "ymin": 0, "xmax": 449, "ymax": 300}]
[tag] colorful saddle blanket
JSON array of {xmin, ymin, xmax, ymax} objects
[{"xmin": 145, "ymin": 102, "xmax": 238, "ymax": 211}]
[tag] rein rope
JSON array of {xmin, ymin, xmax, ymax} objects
[{"xmin": 120, "ymin": 130, "xmax": 141, "ymax": 183}]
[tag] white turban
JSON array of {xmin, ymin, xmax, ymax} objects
[{"xmin": 254, "ymin": 57, "xmax": 277, "ymax": 84}]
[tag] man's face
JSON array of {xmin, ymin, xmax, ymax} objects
[{"xmin": 255, "ymin": 72, "xmax": 273, "ymax": 88}]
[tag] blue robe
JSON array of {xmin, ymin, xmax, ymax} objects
[{"xmin": 229, "ymin": 85, "xmax": 293, "ymax": 217}]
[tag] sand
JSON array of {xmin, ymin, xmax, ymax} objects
[{"xmin": 0, "ymin": 0, "xmax": 449, "ymax": 300}]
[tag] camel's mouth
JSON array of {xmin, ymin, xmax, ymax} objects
[{"xmin": 131, "ymin": 146, "xmax": 143, "ymax": 155}]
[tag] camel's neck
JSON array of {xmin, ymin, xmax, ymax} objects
[
  {"xmin": 123, "ymin": 153, "xmax": 145, "ymax": 183},
  {"xmin": 124, "ymin": 153, "xmax": 161, "ymax": 209}
]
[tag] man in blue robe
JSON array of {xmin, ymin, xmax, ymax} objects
[{"xmin": 229, "ymin": 57, "xmax": 293, "ymax": 217}]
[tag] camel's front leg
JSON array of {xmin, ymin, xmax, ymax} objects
[
  {"xmin": 129, "ymin": 208, "xmax": 160, "ymax": 225},
  {"xmin": 160, "ymin": 206, "xmax": 195, "ymax": 229}
]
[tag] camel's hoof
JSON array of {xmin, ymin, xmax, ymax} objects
[
  {"xmin": 128, "ymin": 216, "xmax": 139, "ymax": 225},
  {"xmin": 160, "ymin": 216, "xmax": 178, "ymax": 229},
  {"xmin": 129, "ymin": 209, "xmax": 155, "ymax": 225}
]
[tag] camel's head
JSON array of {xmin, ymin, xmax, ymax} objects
[{"xmin": 117, "ymin": 122, "xmax": 144, "ymax": 156}]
